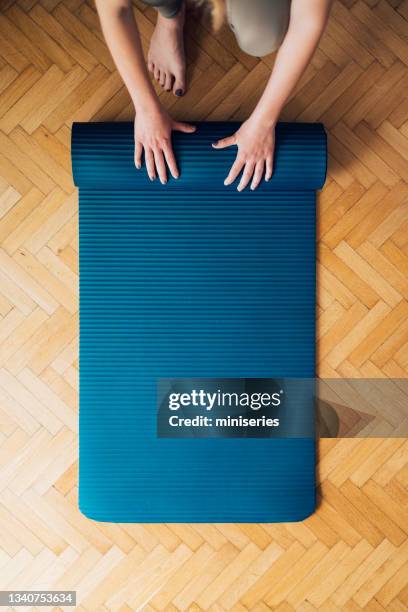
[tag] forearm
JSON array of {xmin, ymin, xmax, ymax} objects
[
  {"xmin": 95, "ymin": 0, "xmax": 159, "ymax": 112},
  {"xmin": 253, "ymin": 0, "xmax": 332, "ymax": 125}
]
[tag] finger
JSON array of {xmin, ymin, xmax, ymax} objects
[
  {"xmin": 145, "ymin": 148, "xmax": 156, "ymax": 180},
  {"xmin": 224, "ymin": 156, "xmax": 244, "ymax": 186},
  {"xmin": 134, "ymin": 141, "xmax": 143, "ymax": 170},
  {"xmin": 159, "ymin": 71, "xmax": 166, "ymax": 88},
  {"xmin": 164, "ymin": 72, "xmax": 173, "ymax": 92},
  {"xmin": 237, "ymin": 161, "xmax": 255, "ymax": 192},
  {"xmin": 212, "ymin": 136, "xmax": 235, "ymax": 149},
  {"xmin": 163, "ymin": 142, "xmax": 179, "ymax": 179},
  {"xmin": 173, "ymin": 121, "xmax": 196, "ymax": 133},
  {"xmin": 173, "ymin": 69, "xmax": 186, "ymax": 97},
  {"xmin": 251, "ymin": 160, "xmax": 265, "ymax": 191},
  {"xmin": 153, "ymin": 147, "xmax": 167, "ymax": 184},
  {"xmin": 265, "ymin": 155, "xmax": 273, "ymax": 181}
]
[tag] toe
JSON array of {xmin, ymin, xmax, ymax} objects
[
  {"xmin": 148, "ymin": 60, "xmax": 154, "ymax": 73},
  {"xmin": 173, "ymin": 70, "xmax": 186, "ymax": 97},
  {"xmin": 154, "ymin": 66, "xmax": 160, "ymax": 82},
  {"xmin": 164, "ymin": 72, "xmax": 173, "ymax": 92},
  {"xmin": 159, "ymin": 71, "xmax": 166, "ymax": 88}
]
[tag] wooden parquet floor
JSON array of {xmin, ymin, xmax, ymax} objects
[{"xmin": 0, "ymin": 0, "xmax": 407, "ymax": 609}]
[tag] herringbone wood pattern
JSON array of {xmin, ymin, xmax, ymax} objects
[{"xmin": 0, "ymin": 0, "xmax": 407, "ymax": 609}]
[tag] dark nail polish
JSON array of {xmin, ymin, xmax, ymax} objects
[{"xmin": 175, "ymin": 89, "xmax": 183, "ymax": 97}]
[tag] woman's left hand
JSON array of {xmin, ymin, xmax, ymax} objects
[{"xmin": 212, "ymin": 116, "xmax": 276, "ymax": 191}]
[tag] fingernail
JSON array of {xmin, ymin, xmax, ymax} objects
[
  {"xmin": 136, "ymin": 164, "xmax": 141, "ymax": 169},
  {"xmin": 175, "ymin": 89, "xmax": 183, "ymax": 97}
]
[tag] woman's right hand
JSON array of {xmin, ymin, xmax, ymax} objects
[{"xmin": 134, "ymin": 106, "xmax": 195, "ymax": 184}]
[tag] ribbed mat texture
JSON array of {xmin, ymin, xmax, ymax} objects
[{"xmin": 72, "ymin": 122, "xmax": 327, "ymax": 522}]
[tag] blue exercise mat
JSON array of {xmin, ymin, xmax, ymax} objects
[{"xmin": 72, "ymin": 122, "xmax": 326, "ymax": 523}]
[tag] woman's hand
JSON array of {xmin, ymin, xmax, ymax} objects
[
  {"xmin": 134, "ymin": 107, "xmax": 195, "ymax": 183},
  {"xmin": 212, "ymin": 116, "xmax": 276, "ymax": 191}
]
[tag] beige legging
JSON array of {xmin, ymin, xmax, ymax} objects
[
  {"xmin": 144, "ymin": 0, "xmax": 291, "ymax": 57},
  {"xmin": 226, "ymin": 0, "xmax": 291, "ymax": 56}
]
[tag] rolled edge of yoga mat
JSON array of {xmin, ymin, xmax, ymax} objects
[{"xmin": 71, "ymin": 121, "xmax": 327, "ymax": 191}]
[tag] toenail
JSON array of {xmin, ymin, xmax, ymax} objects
[{"xmin": 175, "ymin": 89, "xmax": 183, "ymax": 97}]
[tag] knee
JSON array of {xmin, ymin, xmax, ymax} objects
[
  {"xmin": 228, "ymin": 0, "xmax": 290, "ymax": 57},
  {"xmin": 236, "ymin": 27, "xmax": 286, "ymax": 57}
]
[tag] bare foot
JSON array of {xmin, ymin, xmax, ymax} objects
[{"xmin": 148, "ymin": 5, "xmax": 186, "ymax": 96}]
